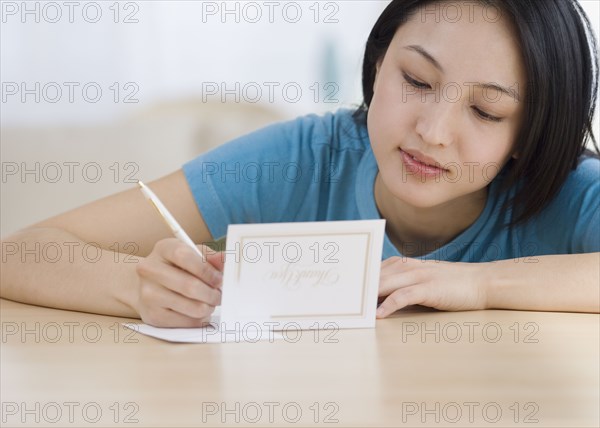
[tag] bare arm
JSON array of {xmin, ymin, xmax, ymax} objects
[
  {"xmin": 0, "ymin": 169, "xmax": 218, "ymax": 321},
  {"xmin": 1, "ymin": 227, "xmax": 142, "ymax": 317},
  {"xmin": 376, "ymin": 253, "xmax": 600, "ymax": 317},
  {"xmin": 484, "ymin": 253, "xmax": 600, "ymax": 313}
]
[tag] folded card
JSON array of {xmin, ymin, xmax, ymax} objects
[{"xmin": 220, "ymin": 219, "xmax": 385, "ymax": 330}]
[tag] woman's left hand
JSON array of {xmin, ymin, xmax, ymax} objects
[{"xmin": 376, "ymin": 256, "xmax": 489, "ymax": 318}]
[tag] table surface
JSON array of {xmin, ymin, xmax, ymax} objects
[{"xmin": 1, "ymin": 298, "xmax": 598, "ymax": 427}]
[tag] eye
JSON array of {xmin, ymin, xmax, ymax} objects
[
  {"xmin": 472, "ymin": 107, "xmax": 503, "ymax": 123},
  {"xmin": 402, "ymin": 72, "xmax": 431, "ymax": 90}
]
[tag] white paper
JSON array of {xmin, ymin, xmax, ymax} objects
[{"xmin": 123, "ymin": 307, "xmax": 284, "ymax": 343}]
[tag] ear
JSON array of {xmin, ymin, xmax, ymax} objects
[{"xmin": 373, "ymin": 60, "xmax": 382, "ymax": 91}]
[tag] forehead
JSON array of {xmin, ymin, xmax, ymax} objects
[{"xmin": 390, "ymin": 2, "xmax": 525, "ymax": 85}]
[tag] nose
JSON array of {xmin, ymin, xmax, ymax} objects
[{"xmin": 415, "ymin": 99, "xmax": 456, "ymax": 148}]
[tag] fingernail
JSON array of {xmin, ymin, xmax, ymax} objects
[
  {"xmin": 213, "ymin": 271, "xmax": 223, "ymax": 285},
  {"xmin": 376, "ymin": 307, "xmax": 384, "ymax": 317}
]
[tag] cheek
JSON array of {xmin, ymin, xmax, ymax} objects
[
  {"xmin": 456, "ymin": 136, "xmax": 514, "ymax": 182},
  {"xmin": 369, "ymin": 90, "xmax": 414, "ymax": 142},
  {"xmin": 371, "ymin": 78, "xmax": 406, "ymax": 115},
  {"xmin": 457, "ymin": 115, "xmax": 517, "ymax": 157}
]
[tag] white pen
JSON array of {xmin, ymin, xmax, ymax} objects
[{"xmin": 137, "ymin": 180, "xmax": 206, "ymax": 262}]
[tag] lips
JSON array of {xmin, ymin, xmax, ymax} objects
[
  {"xmin": 399, "ymin": 148, "xmax": 448, "ymax": 177},
  {"xmin": 400, "ymin": 148, "xmax": 447, "ymax": 167}
]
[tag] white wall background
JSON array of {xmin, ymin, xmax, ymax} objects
[
  {"xmin": 0, "ymin": 0, "xmax": 598, "ymax": 236},
  {"xmin": 1, "ymin": 1, "xmax": 390, "ymax": 126},
  {"xmin": 1, "ymin": 0, "xmax": 598, "ymax": 128}
]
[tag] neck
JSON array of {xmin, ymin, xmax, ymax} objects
[{"xmin": 374, "ymin": 173, "xmax": 488, "ymax": 257}]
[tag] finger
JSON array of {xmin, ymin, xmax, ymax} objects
[
  {"xmin": 202, "ymin": 247, "xmax": 225, "ymax": 272},
  {"xmin": 381, "ymin": 256, "xmax": 399, "ymax": 268},
  {"xmin": 145, "ymin": 281, "xmax": 217, "ymax": 320},
  {"xmin": 143, "ymin": 307, "xmax": 213, "ymax": 328},
  {"xmin": 160, "ymin": 240, "xmax": 223, "ymax": 288},
  {"xmin": 381, "ymin": 256, "xmax": 427, "ymax": 272},
  {"xmin": 376, "ymin": 286, "xmax": 429, "ymax": 318},
  {"xmin": 378, "ymin": 268, "xmax": 423, "ymax": 297},
  {"xmin": 382, "ymin": 255, "xmax": 421, "ymax": 265},
  {"xmin": 137, "ymin": 261, "xmax": 222, "ymax": 306}
]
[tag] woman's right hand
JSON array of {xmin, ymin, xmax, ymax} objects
[{"xmin": 134, "ymin": 238, "xmax": 225, "ymax": 327}]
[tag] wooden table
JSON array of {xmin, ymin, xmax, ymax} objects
[{"xmin": 1, "ymin": 298, "xmax": 598, "ymax": 427}]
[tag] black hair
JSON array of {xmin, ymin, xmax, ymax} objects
[{"xmin": 354, "ymin": 0, "xmax": 599, "ymax": 228}]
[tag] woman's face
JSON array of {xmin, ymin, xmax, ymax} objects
[{"xmin": 368, "ymin": 1, "xmax": 526, "ymax": 209}]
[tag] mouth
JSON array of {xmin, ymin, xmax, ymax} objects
[{"xmin": 399, "ymin": 148, "xmax": 449, "ymax": 176}]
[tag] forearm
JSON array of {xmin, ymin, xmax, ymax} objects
[
  {"xmin": 484, "ymin": 253, "xmax": 600, "ymax": 313},
  {"xmin": 1, "ymin": 227, "xmax": 141, "ymax": 318}
]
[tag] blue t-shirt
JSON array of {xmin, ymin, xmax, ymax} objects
[{"xmin": 183, "ymin": 108, "xmax": 600, "ymax": 261}]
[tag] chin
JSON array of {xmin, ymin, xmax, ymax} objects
[{"xmin": 388, "ymin": 185, "xmax": 446, "ymax": 209}]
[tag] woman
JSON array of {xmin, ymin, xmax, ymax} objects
[{"xmin": 2, "ymin": 0, "xmax": 598, "ymax": 326}]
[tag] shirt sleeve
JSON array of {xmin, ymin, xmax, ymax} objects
[{"xmin": 182, "ymin": 113, "xmax": 331, "ymax": 241}]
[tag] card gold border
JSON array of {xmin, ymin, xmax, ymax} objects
[{"xmin": 235, "ymin": 232, "xmax": 372, "ymax": 320}]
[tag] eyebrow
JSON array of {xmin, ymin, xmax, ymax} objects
[{"xmin": 404, "ymin": 45, "xmax": 521, "ymax": 102}]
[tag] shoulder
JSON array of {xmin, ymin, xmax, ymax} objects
[
  {"xmin": 200, "ymin": 107, "xmax": 370, "ymax": 158},
  {"xmin": 538, "ymin": 155, "xmax": 599, "ymax": 216},
  {"xmin": 575, "ymin": 155, "xmax": 600, "ymax": 179},
  {"xmin": 560, "ymin": 155, "xmax": 600, "ymax": 197},
  {"xmin": 183, "ymin": 108, "xmax": 367, "ymax": 170},
  {"xmin": 526, "ymin": 154, "xmax": 600, "ymax": 253},
  {"xmin": 278, "ymin": 107, "xmax": 370, "ymax": 151}
]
